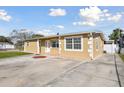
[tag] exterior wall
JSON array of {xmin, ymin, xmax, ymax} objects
[
  {"xmin": 60, "ymin": 34, "xmax": 90, "ymax": 60},
  {"xmin": 39, "ymin": 35, "xmax": 90, "ymax": 60},
  {"xmin": 50, "ymin": 48, "xmax": 59, "ymax": 56},
  {"xmin": 24, "ymin": 40, "xmax": 38, "ymax": 53},
  {"xmin": 40, "ymin": 40, "xmax": 45, "ymax": 55},
  {"xmin": 40, "ymin": 38, "xmax": 59, "ymax": 56},
  {"xmin": 24, "ymin": 33, "xmax": 104, "ymax": 60},
  {"xmin": 93, "ymin": 34, "xmax": 104, "ymax": 58}
]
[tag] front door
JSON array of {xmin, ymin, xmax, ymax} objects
[{"xmin": 45, "ymin": 40, "xmax": 50, "ymax": 54}]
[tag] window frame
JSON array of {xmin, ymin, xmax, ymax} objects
[
  {"xmin": 51, "ymin": 40, "xmax": 59, "ymax": 48},
  {"xmin": 64, "ymin": 36, "xmax": 83, "ymax": 51}
]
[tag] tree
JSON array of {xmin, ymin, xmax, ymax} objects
[
  {"xmin": 109, "ymin": 28, "xmax": 124, "ymax": 54},
  {"xmin": 31, "ymin": 34, "xmax": 44, "ymax": 38},
  {"xmin": 9, "ymin": 29, "xmax": 33, "ymax": 44},
  {"xmin": 0, "ymin": 36, "xmax": 8, "ymax": 42},
  {"xmin": 109, "ymin": 28, "xmax": 123, "ymax": 42},
  {"xmin": 9, "ymin": 29, "xmax": 33, "ymax": 50}
]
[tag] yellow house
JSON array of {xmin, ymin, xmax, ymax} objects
[{"xmin": 24, "ymin": 32, "xmax": 105, "ymax": 60}]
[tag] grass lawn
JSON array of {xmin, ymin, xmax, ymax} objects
[
  {"xmin": 0, "ymin": 51, "xmax": 32, "ymax": 59},
  {"xmin": 119, "ymin": 54, "xmax": 124, "ymax": 62}
]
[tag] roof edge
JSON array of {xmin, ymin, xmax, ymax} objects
[{"xmin": 25, "ymin": 31, "xmax": 105, "ymax": 41}]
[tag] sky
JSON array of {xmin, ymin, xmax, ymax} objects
[{"xmin": 0, "ymin": 6, "xmax": 124, "ymax": 39}]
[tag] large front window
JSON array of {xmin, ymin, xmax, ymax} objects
[
  {"xmin": 66, "ymin": 38, "xmax": 72, "ymax": 49},
  {"xmin": 65, "ymin": 37, "xmax": 82, "ymax": 51}
]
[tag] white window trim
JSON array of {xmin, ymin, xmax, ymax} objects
[{"xmin": 64, "ymin": 36, "xmax": 83, "ymax": 52}]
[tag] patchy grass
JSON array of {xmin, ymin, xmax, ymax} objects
[
  {"xmin": 119, "ymin": 54, "xmax": 124, "ymax": 62},
  {"xmin": 0, "ymin": 51, "xmax": 32, "ymax": 59}
]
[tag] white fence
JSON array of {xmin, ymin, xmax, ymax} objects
[{"xmin": 104, "ymin": 44, "xmax": 117, "ymax": 54}]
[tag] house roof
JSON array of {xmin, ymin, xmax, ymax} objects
[{"xmin": 25, "ymin": 31, "xmax": 105, "ymax": 41}]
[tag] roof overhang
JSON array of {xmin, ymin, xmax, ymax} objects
[{"xmin": 25, "ymin": 31, "xmax": 106, "ymax": 41}]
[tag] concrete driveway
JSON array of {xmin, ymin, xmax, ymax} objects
[
  {"xmin": 0, "ymin": 54, "xmax": 124, "ymax": 87},
  {"xmin": 0, "ymin": 55, "xmax": 84, "ymax": 87}
]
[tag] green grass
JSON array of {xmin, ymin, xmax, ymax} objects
[
  {"xmin": 119, "ymin": 54, "xmax": 124, "ymax": 62},
  {"xmin": 0, "ymin": 51, "xmax": 32, "ymax": 59}
]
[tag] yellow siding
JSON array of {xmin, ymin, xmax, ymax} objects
[
  {"xmin": 24, "ymin": 33, "xmax": 104, "ymax": 60},
  {"xmin": 24, "ymin": 40, "xmax": 37, "ymax": 53},
  {"xmin": 40, "ymin": 38, "xmax": 59, "ymax": 56},
  {"xmin": 60, "ymin": 34, "xmax": 90, "ymax": 60},
  {"xmin": 50, "ymin": 48, "xmax": 59, "ymax": 56},
  {"xmin": 93, "ymin": 34, "xmax": 104, "ymax": 58},
  {"xmin": 40, "ymin": 40, "xmax": 45, "ymax": 55}
]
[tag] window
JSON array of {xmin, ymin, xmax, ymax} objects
[
  {"xmin": 74, "ymin": 38, "xmax": 81, "ymax": 49},
  {"xmin": 66, "ymin": 38, "xmax": 72, "ymax": 49},
  {"xmin": 51, "ymin": 40, "xmax": 59, "ymax": 48},
  {"xmin": 65, "ymin": 37, "xmax": 82, "ymax": 51}
]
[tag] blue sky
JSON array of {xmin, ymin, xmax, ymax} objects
[{"xmin": 0, "ymin": 6, "xmax": 124, "ymax": 39}]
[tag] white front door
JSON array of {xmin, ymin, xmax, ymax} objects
[{"xmin": 45, "ymin": 40, "xmax": 51, "ymax": 53}]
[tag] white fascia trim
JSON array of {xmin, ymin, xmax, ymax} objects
[{"xmin": 64, "ymin": 36, "xmax": 83, "ymax": 52}]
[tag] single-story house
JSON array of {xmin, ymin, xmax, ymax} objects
[
  {"xmin": 24, "ymin": 31, "xmax": 105, "ymax": 60},
  {"xmin": 0, "ymin": 42, "xmax": 15, "ymax": 50}
]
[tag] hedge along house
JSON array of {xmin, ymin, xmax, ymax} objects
[{"xmin": 24, "ymin": 32, "xmax": 105, "ymax": 60}]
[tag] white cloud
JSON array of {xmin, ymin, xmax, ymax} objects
[
  {"xmin": 36, "ymin": 29, "xmax": 55, "ymax": 36},
  {"xmin": 0, "ymin": 29, "xmax": 3, "ymax": 32},
  {"xmin": 79, "ymin": 6, "xmax": 102, "ymax": 22},
  {"xmin": 49, "ymin": 8, "xmax": 66, "ymax": 16},
  {"xmin": 56, "ymin": 25, "xmax": 64, "ymax": 29},
  {"xmin": 107, "ymin": 14, "xmax": 122, "ymax": 22},
  {"xmin": 73, "ymin": 21, "xmax": 96, "ymax": 26},
  {"xmin": 73, "ymin": 6, "xmax": 123, "ymax": 26},
  {"xmin": 0, "ymin": 9, "xmax": 11, "ymax": 22}
]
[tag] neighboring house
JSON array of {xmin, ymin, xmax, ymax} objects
[
  {"xmin": 0, "ymin": 42, "xmax": 15, "ymax": 50},
  {"xmin": 104, "ymin": 40, "xmax": 116, "ymax": 54},
  {"xmin": 24, "ymin": 32, "xmax": 105, "ymax": 60}
]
